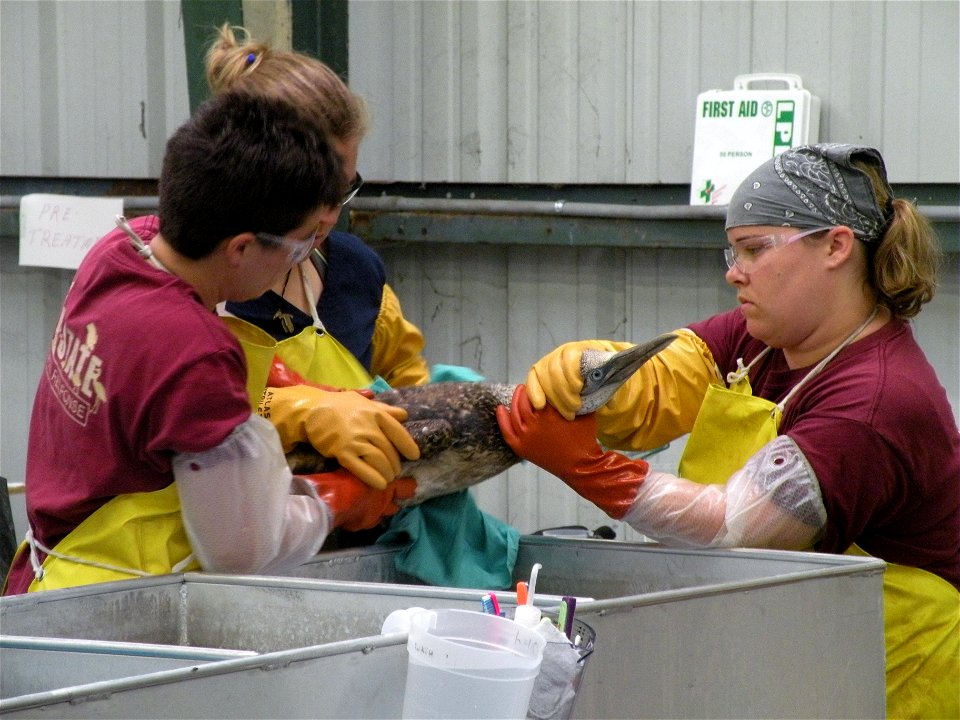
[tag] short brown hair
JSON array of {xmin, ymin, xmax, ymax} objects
[{"xmin": 159, "ymin": 90, "xmax": 342, "ymax": 259}]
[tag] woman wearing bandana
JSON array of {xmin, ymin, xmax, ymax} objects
[{"xmin": 496, "ymin": 144, "xmax": 958, "ymax": 718}]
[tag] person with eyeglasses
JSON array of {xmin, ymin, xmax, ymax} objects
[
  {"xmin": 202, "ymin": 27, "xmax": 453, "ymax": 549},
  {"xmin": 206, "ymin": 26, "xmax": 431, "ymax": 398},
  {"xmin": 496, "ymin": 143, "xmax": 958, "ymax": 717},
  {"xmin": 3, "ymin": 91, "xmax": 423, "ymax": 596}
]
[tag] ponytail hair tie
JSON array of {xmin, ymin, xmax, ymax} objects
[{"xmin": 245, "ymin": 52, "xmax": 256, "ymax": 65}]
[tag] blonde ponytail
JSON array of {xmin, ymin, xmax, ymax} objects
[{"xmin": 854, "ymin": 159, "xmax": 942, "ymax": 320}]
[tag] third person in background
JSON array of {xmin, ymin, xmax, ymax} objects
[
  {"xmin": 204, "ymin": 25, "xmax": 443, "ymax": 546},
  {"xmin": 206, "ymin": 24, "xmax": 430, "ymax": 393}
]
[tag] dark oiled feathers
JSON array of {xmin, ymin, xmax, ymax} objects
[
  {"xmin": 285, "ymin": 382, "xmax": 517, "ymax": 506},
  {"xmin": 285, "ymin": 334, "xmax": 677, "ymax": 507}
]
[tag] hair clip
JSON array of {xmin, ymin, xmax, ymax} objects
[{"xmin": 245, "ymin": 52, "xmax": 256, "ymax": 65}]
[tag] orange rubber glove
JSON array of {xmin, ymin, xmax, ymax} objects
[
  {"xmin": 259, "ymin": 385, "xmax": 420, "ymax": 490},
  {"xmin": 303, "ymin": 469, "xmax": 418, "ymax": 532},
  {"xmin": 496, "ymin": 384, "xmax": 649, "ymax": 519}
]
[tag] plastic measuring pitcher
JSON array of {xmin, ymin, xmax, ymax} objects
[{"xmin": 402, "ymin": 608, "xmax": 546, "ymax": 719}]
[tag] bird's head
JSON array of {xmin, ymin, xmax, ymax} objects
[{"xmin": 577, "ymin": 333, "xmax": 677, "ymax": 415}]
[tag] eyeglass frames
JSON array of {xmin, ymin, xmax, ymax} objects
[
  {"xmin": 340, "ymin": 172, "xmax": 363, "ymax": 206},
  {"xmin": 255, "ymin": 225, "xmax": 320, "ymax": 264},
  {"xmin": 724, "ymin": 226, "xmax": 833, "ymax": 273}
]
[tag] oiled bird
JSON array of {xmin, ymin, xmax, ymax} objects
[{"xmin": 286, "ymin": 334, "xmax": 677, "ymax": 506}]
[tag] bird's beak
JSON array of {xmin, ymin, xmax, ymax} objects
[
  {"xmin": 600, "ymin": 334, "xmax": 677, "ymax": 387},
  {"xmin": 577, "ymin": 333, "xmax": 678, "ymax": 415}
]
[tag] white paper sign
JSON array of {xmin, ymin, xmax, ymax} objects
[{"xmin": 19, "ymin": 194, "xmax": 123, "ymax": 269}]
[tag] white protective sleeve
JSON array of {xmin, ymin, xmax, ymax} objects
[
  {"xmin": 173, "ymin": 414, "xmax": 333, "ymax": 575},
  {"xmin": 621, "ymin": 434, "xmax": 828, "ymax": 550}
]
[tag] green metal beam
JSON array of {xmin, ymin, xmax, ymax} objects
[
  {"xmin": 351, "ymin": 211, "xmax": 727, "ymax": 250},
  {"xmin": 344, "ymin": 182, "xmax": 960, "ymax": 254},
  {"xmin": 291, "ymin": 0, "xmax": 349, "ymax": 80},
  {"xmin": 181, "ymin": 0, "xmax": 244, "ymax": 113}
]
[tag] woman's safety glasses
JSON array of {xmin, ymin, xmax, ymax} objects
[
  {"xmin": 255, "ymin": 226, "xmax": 319, "ymax": 264},
  {"xmin": 340, "ymin": 172, "xmax": 363, "ymax": 206},
  {"xmin": 724, "ymin": 226, "xmax": 833, "ymax": 273}
]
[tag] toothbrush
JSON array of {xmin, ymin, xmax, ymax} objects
[{"xmin": 480, "ymin": 594, "xmax": 496, "ymax": 615}]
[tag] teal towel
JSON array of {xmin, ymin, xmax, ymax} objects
[
  {"xmin": 375, "ymin": 363, "xmax": 518, "ymax": 589},
  {"xmin": 378, "ymin": 491, "xmax": 520, "ymax": 590},
  {"xmin": 367, "ymin": 375, "xmax": 392, "ymax": 393},
  {"xmin": 429, "ymin": 364, "xmax": 486, "ymax": 383}
]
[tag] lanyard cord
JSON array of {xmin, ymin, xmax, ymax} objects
[
  {"xmin": 775, "ymin": 306, "xmax": 879, "ymax": 413},
  {"xmin": 299, "ymin": 257, "xmax": 327, "ymax": 334},
  {"xmin": 26, "ymin": 527, "xmax": 195, "ymax": 582},
  {"xmin": 115, "ymin": 215, "xmax": 169, "ymax": 273},
  {"xmin": 726, "ymin": 347, "xmax": 773, "ymax": 385},
  {"xmin": 726, "ymin": 306, "xmax": 880, "ymax": 415}
]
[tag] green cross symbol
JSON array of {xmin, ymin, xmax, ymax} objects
[{"xmin": 699, "ymin": 180, "xmax": 716, "ymax": 203}]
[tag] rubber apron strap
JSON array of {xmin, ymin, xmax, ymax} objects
[
  {"xmin": 18, "ymin": 483, "xmax": 198, "ymax": 593},
  {"xmin": 221, "ymin": 263, "xmax": 375, "ymax": 407},
  {"xmin": 678, "ymin": 308, "xmax": 878, "ymax": 484}
]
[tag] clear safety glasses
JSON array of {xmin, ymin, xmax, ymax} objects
[
  {"xmin": 254, "ymin": 172, "xmax": 361, "ymax": 263},
  {"xmin": 255, "ymin": 225, "xmax": 319, "ymax": 264},
  {"xmin": 724, "ymin": 226, "xmax": 833, "ymax": 273},
  {"xmin": 340, "ymin": 172, "xmax": 364, "ymax": 206}
]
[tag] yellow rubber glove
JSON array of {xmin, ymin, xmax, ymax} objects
[
  {"xmin": 525, "ymin": 339, "xmax": 633, "ymax": 420},
  {"xmin": 259, "ymin": 385, "xmax": 421, "ymax": 490}
]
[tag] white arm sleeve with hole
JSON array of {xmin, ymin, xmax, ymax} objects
[
  {"xmin": 622, "ymin": 435, "xmax": 827, "ymax": 549},
  {"xmin": 173, "ymin": 414, "xmax": 332, "ymax": 574}
]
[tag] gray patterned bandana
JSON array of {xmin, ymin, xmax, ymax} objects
[{"xmin": 725, "ymin": 143, "xmax": 894, "ymax": 242}]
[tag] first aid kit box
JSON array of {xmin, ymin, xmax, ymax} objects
[{"xmin": 690, "ymin": 73, "xmax": 820, "ymax": 205}]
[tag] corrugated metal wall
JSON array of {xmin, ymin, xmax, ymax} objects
[
  {"xmin": 1, "ymin": 0, "xmax": 958, "ymax": 539},
  {"xmin": 3, "ymin": 1, "xmax": 957, "ymax": 182},
  {"xmin": 350, "ymin": 0, "xmax": 960, "ymax": 184},
  {"xmin": 0, "ymin": 0, "xmax": 189, "ymax": 177}
]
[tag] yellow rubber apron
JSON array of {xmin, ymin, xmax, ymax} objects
[
  {"xmin": 847, "ymin": 545, "xmax": 959, "ymax": 719},
  {"xmin": 4, "ymin": 220, "xmax": 202, "ymax": 594},
  {"xmin": 9, "ymin": 483, "xmax": 199, "ymax": 593},
  {"xmin": 678, "ymin": 345, "xmax": 780, "ymax": 483},
  {"xmin": 678, "ymin": 309, "xmax": 958, "ymax": 718},
  {"xmin": 221, "ymin": 264, "xmax": 374, "ymax": 407}
]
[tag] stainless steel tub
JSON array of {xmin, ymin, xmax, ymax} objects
[
  {"xmin": 291, "ymin": 536, "xmax": 888, "ymax": 719},
  {"xmin": 1, "ymin": 575, "xmax": 492, "ymax": 718},
  {"xmin": 0, "ymin": 536, "xmax": 886, "ymax": 718}
]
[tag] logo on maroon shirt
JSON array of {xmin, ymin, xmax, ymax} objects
[{"xmin": 48, "ymin": 315, "xmax": 106, "ymax": 425}]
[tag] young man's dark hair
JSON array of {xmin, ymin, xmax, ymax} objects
[{"xmin": 159, "ymin": 90, "xmax": 344, "ymax": 259}]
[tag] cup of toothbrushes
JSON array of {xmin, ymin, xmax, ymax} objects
[{"xmin": 401, "ymin": 608, "xmax": 546, "ymax": 719}]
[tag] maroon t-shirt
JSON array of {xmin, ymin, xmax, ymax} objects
[
  {"xmin": 4, "ymin": 216, "xmax": 250, "ymax": 594},
  {"xmin": 689, "ymin": 309, "xmax": 960, "ymax": 588}
]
